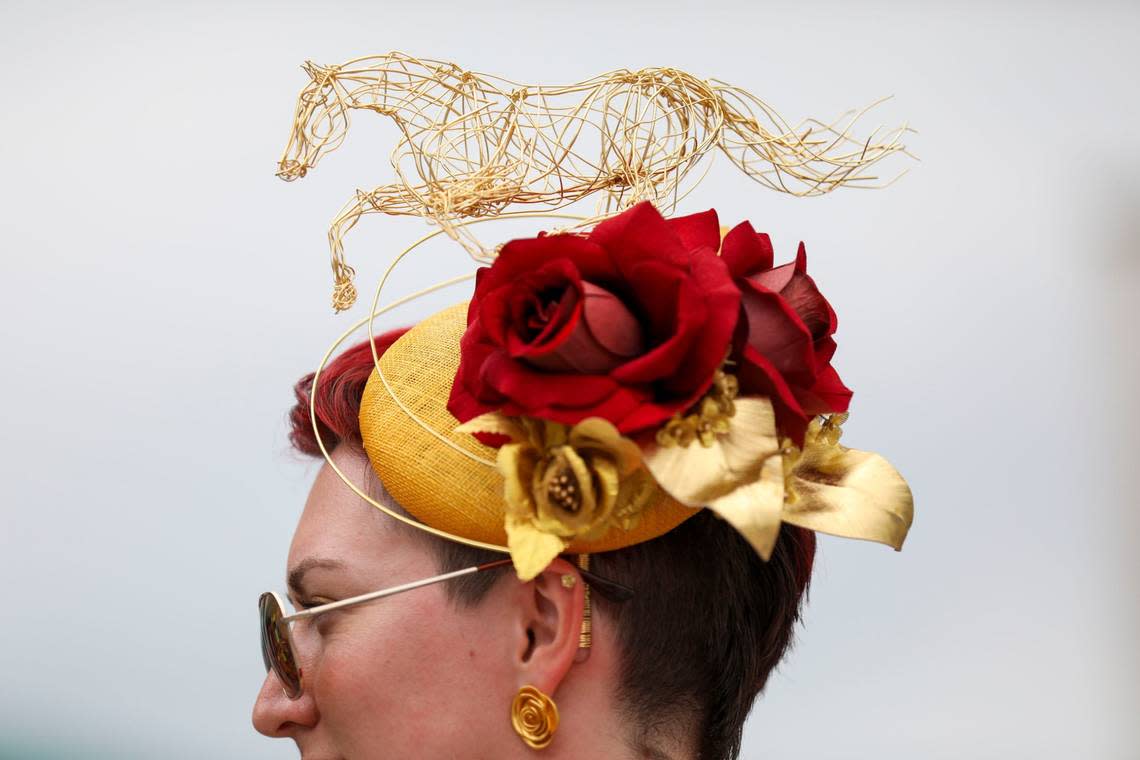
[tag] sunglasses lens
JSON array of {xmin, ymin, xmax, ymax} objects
[{"xmin": 259, "ymin": 593, "xmax": 302, "ymax": 698}]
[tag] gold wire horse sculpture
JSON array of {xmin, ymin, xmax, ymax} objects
[{"xmin": 276, "ymin": 52, "xmax": 913, "ymax": 311}]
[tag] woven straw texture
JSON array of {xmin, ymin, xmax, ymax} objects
[{"xmin": 359, "ymin": 302, "xmax": 697, "ymax": 552}]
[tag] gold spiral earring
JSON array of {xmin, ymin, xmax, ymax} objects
[{"xmin": 510, "ymin": 685, "xmax": 559, "ymax": 750}]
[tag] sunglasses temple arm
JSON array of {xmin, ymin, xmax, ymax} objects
[
  {"xmin": 275, "ymin": 557, "xmax": 631, "ymax": 623},
  {"xmin": 577, "ymin": 568, "xmax": 634, "ymax": 603},
  {"xmin": 280, "ymin": 558, "xmax": 514, "ymax": 622}
]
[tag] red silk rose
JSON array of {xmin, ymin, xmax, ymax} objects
[
  {"xmin": 720, "ymin": 222, "xmax": 851, "ymax": 444},
  {"xmin": 448, "ymin": 201, "xmax": 741, "ymax": 435}
]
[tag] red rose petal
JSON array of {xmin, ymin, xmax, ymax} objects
[
  {"xmin": 476, "ymin": 281, "xmax": 513, "ymax": 346},
  {"xmin": 620, "ymin": 257, "xmax": 685, "ymax": 343},
  {"xmin": 749, "ymin": 260, "xmax": 796, "ymax": 292},
  {"xmin": 794, "ymin": 241, "xmax": 808, "ymax": 273},
  {"xmin": 720, "ymin": 221, "xmax": 774, "ymax": 276},
  {"xmin": 814, "ymin": 335, "xmax": 838, "ymax": 366},
  {"xmin": 737, "ymin": 345, "xmax": 810, "ymax": 446},
  {"xmin": 482, "ymin": 351, "xmax": 622, "ymax": 408},
  {"xmin": 590, "ymin": 201, "xmax": 689, "ymax": 270},
  {"xmin": 505, "ymin": 285, "xmax": 582, "ymax": 359},
  {"xmin": 524, "ymin": 282, "xmax": 644, "ymax": 374},
  {"xmin": 448, "ymin": 332, "xmax": 505, "ymax": 422},
  {"xmin": 778, "ymin": 271, "xmax": 834, "ymax": 340},
  {"xmin": 661, "ymin": 250, "xmax": 739, "ymax": 394},
  {"xmin": 610, "ymin": 393, "xmax": 704, "ymax": 434},
  {"xmin": 580, "ymin": 282, "xmax": 645, "ymax": 358},
  {"xmin": 665, "ymin": 208, "xmax": 721, "ymax": 252},
  {"xmin": 491, "ymin": 235, "xmax": 618, "ymax": 290},
  {"xmin": 493, "ymin": 258, "xmax": 584, "ymax": 358},
  {"xmin": 610, "ymin": 262, "xmax": 697, "ymax": 385},
  {"xmin": 794, "ymin": 363, "xmax": 852, "ymax": 415},
  {"xmin": 739, "ymin": 283, "xmax": 817, "ymax": 385}
]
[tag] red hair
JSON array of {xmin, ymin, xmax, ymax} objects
[{"xmin": 288, "ymin": 327, "xmax": 410, "ymax": 457}]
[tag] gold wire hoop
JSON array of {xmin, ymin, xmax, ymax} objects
[{"xmin": 309, "ymin": 211, "xmax": 587, "ymax": 553}]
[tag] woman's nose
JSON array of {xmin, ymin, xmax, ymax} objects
[{"xmin": 252, "ymin": 670, "xmax": 319, "ymax": 737}]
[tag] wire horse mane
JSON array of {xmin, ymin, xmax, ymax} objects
[{"xmin": 276, "ymin": 52, "xmax": 913, "ymax": 312}]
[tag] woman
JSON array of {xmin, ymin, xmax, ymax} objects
[
  {"xmin": 253, "ymin": 331, "xmax": 814, "ymax": 759},
  {"xmin": 252, "ymin": 202, "xmax": 913, "ymax": 759}
]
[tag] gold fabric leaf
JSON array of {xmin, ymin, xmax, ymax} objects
[
  {"xmin": 499, "ymin": 442, "xmax": 540, "ymax": 518},
  {"xmin": 781, "ymin": 420, "xmax": 913, "ymax": 550},
  {"xmin": 505, "ymin": 515, "xmax": 567, "ymax": 581},
  {"xmin": 641, "ymin": 397, "xmax": 781, "ymax": 507},
  {"xmin": 706, "ymin": 454, "xmax": 785, "ymax": 560}
]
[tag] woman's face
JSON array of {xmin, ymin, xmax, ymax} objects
[{"xmin": 251, "ymin": 445, "xmax": 524, "ymax": 759}]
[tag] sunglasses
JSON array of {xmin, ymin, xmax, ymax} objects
[{"xmin": 259, "ymin": 556, "xmax": 634, "ymax": 699}]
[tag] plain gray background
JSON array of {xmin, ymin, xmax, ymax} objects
[{"xmin": 1, "ymin": 1, "xmax": 1137, "ymax": 758}]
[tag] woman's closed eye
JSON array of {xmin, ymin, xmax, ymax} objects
[
  {"xmin": 286, "ymin": 594, "xmax": 336, "ymax": 611},
  {"xmin": 299, "ymin": 596, "xmax": 337, "ymax": 610}
]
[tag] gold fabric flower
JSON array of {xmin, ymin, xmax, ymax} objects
[{"xmin": 457, "ymin": 413, "xmax": 652, "ymax": 579}]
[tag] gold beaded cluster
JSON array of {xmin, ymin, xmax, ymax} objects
[
  {"xmin": 817, "ymin": 412, "xmax": 849, "ymax": 445},
  {"xmin": 779, "ymin": 412, "xmax": 850, "ymax": 505},
  {"xmin": 545, "ymin": 468, "xmax": 581, "ymax": 513},
  {"xmin": 656, "ymin": 370, "xmax": 740, "ymax": 448}
]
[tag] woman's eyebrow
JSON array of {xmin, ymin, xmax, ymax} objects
[{"xmin": 287, "ymin": 557, "xmax": 345, "ymax": 595}]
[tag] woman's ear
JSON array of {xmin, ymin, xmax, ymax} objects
[{"xmin": 511, "ymin": 557, "xmax": 586, "ymax": 695}]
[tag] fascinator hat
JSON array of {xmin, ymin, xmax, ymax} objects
[{"xmin": 279, "ymin": 53, "xmax": 915, "ymax": 581}]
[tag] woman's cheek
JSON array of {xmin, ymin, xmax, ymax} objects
[
  {"xmin": 316, "ymin": 605, "xmax": 480, "ymax": 754},
  {"xmin": 310, "ymin": 617, "xmax": 391, "ymax": 696}
]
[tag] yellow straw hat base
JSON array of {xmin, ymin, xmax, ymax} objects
[{"xmin": 359, "ymin": 303, "xmax": 698, "ymax": 553}]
